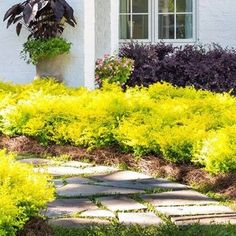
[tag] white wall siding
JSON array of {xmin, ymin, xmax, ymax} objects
[
  {"xmin": 0, "ymin": 1, "xmax": 35, "ymax": 84},
  {"xmin": 198, "ymin": 0, "xmax": 236, "ymax": 47},
  {"xmin": 95, "ymin": 0, "xmax": 119, "ymax": 59}
]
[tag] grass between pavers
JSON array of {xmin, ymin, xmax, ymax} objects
[
  {"xmin": 144, "ymin": 187, "xmax": 173, "ymax": 194},
  {"xmin": 130, "ymin": 193, "xmax": 170, "ymax": 223},
  {"xmin": 52, "ymin": 223, "xmax": 236, "ymax": 236}
]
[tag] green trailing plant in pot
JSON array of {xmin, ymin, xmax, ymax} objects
[{"xmin": 4, "ymin": 0, "xmax": 77, "ymax": 81}]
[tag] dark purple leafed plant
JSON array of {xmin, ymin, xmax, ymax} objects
[
  {"xmin": 120, "ymin": 42, "xmax": 236, "ymax": 95},
  {"xmin": 3, "ymin": 0, "xmax": 77, "ymax": 39}
]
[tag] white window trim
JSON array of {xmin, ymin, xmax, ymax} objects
[
  {"xmin": 119, "ymin": 0, "xmax": 197, "ymax": 44},
  {"xmin": 119, "ymin": 0, "xmax": 152, "ymax": 43}
]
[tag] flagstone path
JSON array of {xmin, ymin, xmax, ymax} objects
[{"xmin": 20, "ymin": 158, "xmax": 236, "ymax": 228}]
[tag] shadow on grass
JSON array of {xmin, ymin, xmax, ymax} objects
[{"xmin": 52, "ymin": 223, "xmax": 236, "ymax": 236}]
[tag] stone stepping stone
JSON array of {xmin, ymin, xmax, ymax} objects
[
  {"xmin": 52, "ymin": 179, "xmax": 64, "ymax": 188},
  {"xmin": 35, "ymin": 166, "xmax": 84, "ymax": 176},
  {"xmin": 118, "ymin": 212, "xmax": 163, "ymax": 225},
  {"xmin": 83, "ymin": 166, "xmax": 119, "ymax": 174},
  {"xmin": 19, "ymin": 158, "xmax": 55, "ymax": 166},
  {"xmin": 44, "ymin": 199, "xmax": 98, "ymax": 218},
  {"xmin": 95, "ymin": 179, "xmax": 188, "ymax": 191},
  {"xmin": 57, "ymin": 183, "xmax": 144, "ymax": 197},
  {"xmin": 90, "ymin": 171, "xmax": 152, "ymax": 182},
  {"xmin": 49, "ymin": 218, "xmax": 110, "ymax": 228},
  {"xmin": 80, "ymin": 210, "xmax": 115, "ymax": 218},
  {"xmin": 61, "ymin": 161, "xmax": 93, "ymax": 168},
  {"xmin": 172, "ymin": 214, "xmax": 236, "ymax": 225},
  {"xmin": 52, "ymin": 176, "xmax": 95, "ymax": 189},
  {"xmin": 136, "ymin": 179, "xmax": 189, "ymax": 190},
  {"xmin": 65, "ymin": 176, "xmax": 95, "ymax": 185},
  {"xmin": 97, "ymin": 196, "xmax": 147, "ymax": 212},
  {"xmin": 142, "ymin": 190, "xmax": 218, "ymax": 206},
  {"xmin": 156, "ymin": 205, "xmax": 234, "ymax": 217},
  {"xmin": 36, "ymin": 165, "xmax": 117, "ymax": 176},
  {"xmin": 16, "ymin": 155, "xmax": 42, "ymax": 160}
]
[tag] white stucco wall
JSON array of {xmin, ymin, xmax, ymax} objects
[
  {"xmin": 0, "ymin": 1, "xmax": 34, "ymax": 84},
  {"xmin": 95, "ymin": 0, "xmax": 119, "ymax": 59},
  {"xmin": 198, "ymin": 0, "xmax": 236, "ymax": 47}
]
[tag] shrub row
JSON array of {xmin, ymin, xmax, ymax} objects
[
  {"xmin": 1, "ymin": 79, "xmax": 236, "ymax": 174},
  {"xmin": 120, "ymin": 42, "xmax": 236, "ymax": 94},
  {"xmin": 0, "ymin": 150, "xmax": 54, "ymax": 235}
]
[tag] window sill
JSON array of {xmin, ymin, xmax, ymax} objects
[{"xmin": 119, "ymin": 39, "xmax": 198, "ymax": 44}]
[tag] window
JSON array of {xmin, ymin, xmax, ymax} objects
[
  {"xmin": 120, "ymin": 0, "xmax": 150, "ymax": 40},
  {"xmin": 119, "ymin": 0, "xmax": 195, "ymax": 42}
]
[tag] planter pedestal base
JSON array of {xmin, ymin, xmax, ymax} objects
[{"xmin": 35, "ymin": 54, "xmax": 70, "ymax": 82}]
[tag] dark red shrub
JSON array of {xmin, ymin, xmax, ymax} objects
[{"xmin": 120, "ymin": 42, "xmax": 236, "ymax": 94}]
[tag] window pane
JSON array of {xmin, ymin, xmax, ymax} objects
[
  {"xmin": 176, "ymin": 0, "xmax": 193, "ymax": 12},
  {"xmin": 158, "ymin": 0, "xmax": 174, "ymax": 13},
  {"xmin": 120, "ymin": 0, "xmax": 130, "ymax": 13},
  {"xmin": 132, "ymin": 15, "xmax": 149, "ymax": 39},
  {"xmin": 133, "ymin": 0, "xmax": 148, "ymax": 13},
  {"xmin": 120, "ymin": 15, "xmax": 131, "ymax": 39},
  {"xmin": 176, "ymin": 14, "xmax": 193, "ymax": 39},
  {"xmin": 158, "ymin": 14, "xmax": 174, "ymax": 39}
]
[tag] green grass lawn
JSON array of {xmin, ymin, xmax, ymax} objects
[{"xmin": 52, "ymin": 223, "xmax": 236, "ymax": 236}]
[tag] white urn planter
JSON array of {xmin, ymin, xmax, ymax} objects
[{"xmin": 35, "ymin": 54, "xmax": 71, "ymax": 82}]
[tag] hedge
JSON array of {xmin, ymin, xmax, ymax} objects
[
  {"xmin": 0, "ymin": 150, "xmax": 54, "ymax": 235},
  {"xmin": 0, "ymin": 79, "xmax": 236, "ymax": 174},
  {"xmin": 120, "ymin": 42, "xmax": 236, "ymax": 95}
]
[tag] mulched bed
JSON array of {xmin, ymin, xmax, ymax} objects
[
  {"xmin": 17, "ymin": 217, "xmax": 52, "ymax": 236},
  {"xmin": 1, "ymin": 135, "xmax": 236, "ymax": 201}
]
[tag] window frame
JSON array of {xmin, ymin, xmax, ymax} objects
[
  {"xmin": 119, "ymin": 0, "xmax": 152, "ymax": 43},
  {"xmin": 119, "ymin": 0, "xmax": 197, "ymax": 43}
]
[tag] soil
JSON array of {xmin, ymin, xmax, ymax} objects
[
  {"xmin": 1, "ymin": 135, "xmax": 236, "ymax": 201},
  {"xmin": 17, "ymin": 217, "xmax": 52, "ymax": 236}
]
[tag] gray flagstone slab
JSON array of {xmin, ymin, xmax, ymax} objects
[
  {"xmin": 80, "ymin": 210, "xmax": 115, "ymax": 218},
  {"xmin": 172, "ymin": 214, "xmax": 236, "ymax": 225},
  {"xmin": 65, "ymin": 176, "xmax": 95, "ymax": 185},
  {"xmin": 61, "ymin": 161, "xmax": 93, "ymax": 168},
  {"xmin": 156, "ymin": 205, "xmax": 234, "ymax": 217},
  {"xmin": 19, "ymin": 158, "xmax": 55, "ymax": 166},
  {"xmin": 142, "ymin": 190, "xmax": 218, "ymax": 206},
  {"xmin": 90, "ymin": 171, "xmax": 152, "ymax": 182},
  {"xmin": 95, "ymin": 179, "xmax": 188, "ymax": 191},
  {"xmin": 35, "ymin": 166, "xmax": 86, "ymax": 176},
  {"xmin": 97, "ymin": 196, "xmax": 147, "ymax": 212},
  {"xmin": 52, "ymin": 179, "xmax": 64, "ymax": 188},
  {"xmin": 57, "ymin": 183, "xmax": 144, "ymax": 197},
  {"xmin": 118, "ymin": 212, "xmax": 163, "ymax": 225},
  {"xmin": 44, "ymin": 199, "xmax": 98, "ymax": 218},
  {"xmin": 36, "ymin": 165, "xmax": 118, "ymax": 176},
  {"xmin": 136, "ymin": 178, "xmax": 189, "ymax": 190}
]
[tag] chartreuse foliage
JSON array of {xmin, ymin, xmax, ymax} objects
[
  {"xmin": 0, "ymin": 150, "xmax": 54, "ymax": 236},
  {"xmin": 0, "ymin": 79, "xmax": 236, "ymax": 174},
  {"xmin": 22, "ymin": 38, "xmax": 71, "ymax": 65}
]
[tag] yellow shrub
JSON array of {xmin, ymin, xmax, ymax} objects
[
  {"xmin": 194, "ymin": 127, "xmax": 236, "ymax": 174},
  {"xmin": 0, "ymin": 150, "xmax": 54, "ymax": 235},
  {"xmin": 1, "ymin": 79, "xmax": 236, "ymax": 173}
]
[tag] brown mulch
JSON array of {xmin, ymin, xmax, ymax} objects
[
  {"xmin": 1, "ymin": 135, "xmax": 236, "ymax": 201},
  {"xmin": 17, "ymin": 218, "xmax": 52, "ymax": 236}
]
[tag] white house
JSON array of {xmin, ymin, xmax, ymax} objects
[{"xmin": 1, "ymin": 0, "xmax": 236, "ymax": 88}]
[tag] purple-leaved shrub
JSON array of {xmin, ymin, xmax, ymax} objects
[{"xmin": 120, "ymin": 42, "xmax": 236, "ymax": 94}]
